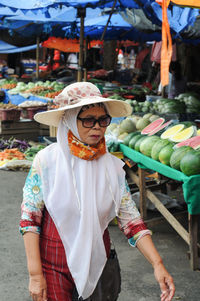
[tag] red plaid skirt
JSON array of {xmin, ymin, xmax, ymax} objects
[{"xmin": 40, "ymin": 209, "xmax": 111, "ymax": 301}]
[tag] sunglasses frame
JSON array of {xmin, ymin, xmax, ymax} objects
[{"xmin": 77, "ymin": 114, "xmax": 112, "ymax": 128}]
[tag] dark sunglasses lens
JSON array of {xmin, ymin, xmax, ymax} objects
[
  {"xmin": 99, "ymin": 116, "xmax": 111, "ymax": 127},
  {"xmin": 81, "ymin": 116, "xmax": 111, "ymax": 128},
  {"xmin": 82, "ymin": 118, "xmax": 96, "ymax": 128}
]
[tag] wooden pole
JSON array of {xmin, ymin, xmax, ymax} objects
[
  {"xmin": 77, "ymin": 8, "xmax": 86, "ymax": 82},
  {"xmin": 36, "ymin": 36, "xmax": 40, "ymax": 80},
  {"xmin": 100, "ymin": 0, "xmax": 117, "ymax": 41},
  {"xmin": 83, "ymin": 36, "xmax": 89, "ymax": 82}
]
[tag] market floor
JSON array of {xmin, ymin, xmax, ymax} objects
[{"xmin": 0, "ymin": 170, "xmax": 200, "ymax": 301}]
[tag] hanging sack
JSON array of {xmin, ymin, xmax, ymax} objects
[{"xmin": 72, "ymin": 247, "xmax": 121, "ymax": 301}]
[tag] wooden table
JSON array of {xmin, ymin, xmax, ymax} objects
[{"xmin": 120, "ymin": 144, "xmax": 200, "ymax": 270}]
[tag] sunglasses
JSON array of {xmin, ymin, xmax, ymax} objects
[{"xmin": 77, "ymin": 114, "xmax": 112, "ymax": 128}]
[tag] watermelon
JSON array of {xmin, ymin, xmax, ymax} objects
[
  {"xmin": 148, "ymin": 120, "xmax": 173, "ymax": 136},
  {"xmin": 123, "ymin": 132, "xmax": 140, "ymax": 146},
  {"xmin": 180, "ymin": 150, "xmax": 200, "ymax": 176},
  {"xmin": 170, "ymin": 126, "xmax": 196, "ymax": 142},
  {"xmin": 119, "ymin": 118, "xmax": 136, "ymax": 133},
  {"xmin": 139, "ymin": 136, "xmax": 160, "ymax": 157},
  {"xmin": 175, "ymin": 135, "xmax": 200, "ymax": 150},
  {"xmin": 136, "ymin": 118, "xmax": 150, "ymax": 131},
  {"xmin": 141, "ymin": 118, "xmax": 165, "ymax": 135},
  {"xmin": 158, "ymin": 143, "xmax": 174, "ymax": 165},
  {"xmin": 169, "ymin": 146, "xmax": 193, "ymax": 170},
  {"xmin": 134, "ymin": 136, "xmax": 148, "ymax": 152},
  {"xmin": 151, "ymin": 139, "xmax": 170, "ymax": 161},
  {"xmin": 129, "ymin": 134, "xmax": 142, "ymax": 149},
  {"xmin": 161, "ymin": 124, "xmax": 185, "ymax": 139}
]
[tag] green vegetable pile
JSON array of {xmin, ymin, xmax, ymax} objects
[{"xmin": 24, "ymin": 145, "xmax": 46, "ymax": 161}]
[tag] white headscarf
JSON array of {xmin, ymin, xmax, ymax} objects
[{"xmin": 38, "ymin": 106, "xmax": 125, "ymax": 299}]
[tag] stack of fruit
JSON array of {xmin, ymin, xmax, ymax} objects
[
  {"xmin": 121, "ymin": 117, "xmax": 200, "ymax": 176},
  {"xmin": 106, "ymin": 112, "xmax": 200, "ymax": 176}
]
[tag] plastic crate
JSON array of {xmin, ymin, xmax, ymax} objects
[
  {"xmin": 26, "ymin": 106, "xmax": 47, "ymax": 120},
  {"xmin": 0, "ymin": 109, "xmax": 21, "ymax": 121}
]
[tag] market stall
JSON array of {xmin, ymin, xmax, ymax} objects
[
  {"xmin": 119, "ymin": 145, "xmax": 200, "ymax": 270},
  {"xmin": 104, "ymin": 110, "xmax": 200, "ymax": 270}
]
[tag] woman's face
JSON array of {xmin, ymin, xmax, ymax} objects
[{"xmin": 77, "ymin": 106, "xmax": 108, "ymax": 146}]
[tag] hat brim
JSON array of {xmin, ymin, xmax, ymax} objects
[{"xmin": 34, "ymin": 96, "xmax": 133, "ymax": 127}]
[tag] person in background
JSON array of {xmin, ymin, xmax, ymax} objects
[
  {"xmin": 168, "ymin": 61, "xmax": 187, "ymax": 99},
  {"xmin": 117, "ymin": 49, "xmax": 124, "ymax": 68},
  {"xmin": 20, "ymin": 82, "xmax": 175, "ymax": 301},
  {"xmin": 67, "ymin": 52, "xmax": 78, "ymax": 70}
]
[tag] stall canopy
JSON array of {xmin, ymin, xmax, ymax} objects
[
  {"xmin": 1, "ymin": 1, "xmax": 199, "ymax": 43},
  {"xmin": 81, "ymin": 11, "xmax": 161, "ymax": 41},
  {"xmin": 0, "ymin": 40, "xmax": 37, "ymax": 53},
  {"xmin": 0, "ymin": 1, "xmax": 139, "ymax": 12},
  {"xmin": 122, "ymin": 0, "xmax": 199, "ymax": 36},
  {"xmin": 0, "ymin": 6, "xmax": 79, "ymax": 45}
]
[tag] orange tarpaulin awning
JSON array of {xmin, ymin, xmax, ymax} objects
[
  {"xmin": 42, "ymin": 37, "xmax": 103, "ymax": 52},
  {"xmin": 156, "ymin": 0, "xmax": 172, "ymax": 87},
  {"xmin": 42, "ymin": 37, "xmax": 139, "ymax": 53},
  {"xmin": 171, "ymin": 0, "xmax": 200, "ymax": 8}
]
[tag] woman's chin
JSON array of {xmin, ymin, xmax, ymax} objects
[{"xmin": 86, "ymin": 136, "xmax": 102, "ymax": 146}]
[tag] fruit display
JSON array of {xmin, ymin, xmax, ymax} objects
[{"xmin": 106, "ymin": 111, "xmax": 200, "ymax": 176}]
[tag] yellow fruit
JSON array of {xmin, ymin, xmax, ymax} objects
[
  {"xmin": 170, "ymin": 126, "xmax": 196, "ymax": 142},
  {"xmin": 197, "ymin": 129, "xmax": 200, "ymax": 136},
  {"xmin": 161, "ymin": 124, "xmax": 185, "ymax": 139}
]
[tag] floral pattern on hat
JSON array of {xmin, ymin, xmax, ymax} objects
[{"xmin": 55, "ymin": 84, "xmax": 102, "ymax": 108}]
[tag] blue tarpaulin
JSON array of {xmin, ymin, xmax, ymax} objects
[
  {"xmin": 0, "ymin": 40, "xmax": 37, "ymax": 53},
  {"xmin": 0, "ymin": 1, "xmax": 139, "ymax": 11},
  {"xmin": 0, "ymin": 0, "xmax": 199, "ymax": 44},
  {"xmin": 82, "ymin": 12, "xmax": 161, "ymax": 41},
  {"xmin": 2, "ymin": 89, "xmax": 48, "ymax": 105}
]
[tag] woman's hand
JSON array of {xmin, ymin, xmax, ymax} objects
[
  {"xmin": 29, "ymin": 274, "xmax": 47, "ymax": 301},
  {"xmin": 154, "ymin": 262, "xmax": 175, "ymax": 301}
]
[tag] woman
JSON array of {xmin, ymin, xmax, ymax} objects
[{"xmin": 20, "ymin": 82, "xmax": 175, "ymax": 301}]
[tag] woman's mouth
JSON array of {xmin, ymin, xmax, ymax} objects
[{"xmin": 90, "ymin": 135, "xmax": 100, "ymax": 139}]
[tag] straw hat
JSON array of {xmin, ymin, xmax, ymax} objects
[{"xmin": 34, "ymin": 82, "xmax": 132, "ymax": 127}]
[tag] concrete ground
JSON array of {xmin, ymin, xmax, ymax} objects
[{"xmin": 0, "ymin": 170, "xmax": 200, "ymax": 301}]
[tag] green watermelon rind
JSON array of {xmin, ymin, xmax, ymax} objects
[
  {"xmin": 123, "ymin": 131, "xmax": 140, "ymax": 146},
  {"xmin": 128, "ymin": 134, "xmax": 143, "ymax": 149},
  {"xmin": 139, "ymin": 136, "xmax": 160, "ymax": 157},
  {"xmin": 180, "ymin": 150, "xmax": 200, "ymax": 176},
  {"xmin": 134, "ymin": 136, "xmax": 148, "ymax": 152},
  {"xmin": 169, "ymin": 146, "xmax": 193, "ymax": 170},
  {"xmin": 151, "ymin": 139, "xmax": 170, "ymax": 161},
  {"xmin": 158, "ymin": 143, "xmax": 174, "ymax": 165}
]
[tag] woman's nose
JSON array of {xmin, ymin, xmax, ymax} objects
[{"xmin": 93, "ymin": 120, "xmax": 101, "ymax": 129}]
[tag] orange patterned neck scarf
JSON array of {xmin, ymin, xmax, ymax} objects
[{"xmin": 68, "ymin": 130, "xmax": 106, "ymax": 161}]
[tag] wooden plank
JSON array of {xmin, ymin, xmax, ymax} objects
[
  {"xmin": 138, "ymin": 168, "xmax": 147, "ymax": 219},
  {"xmin": 49, "ymin": 126, "xmax": 57, "ymax": 137},
  {"xmin": 188, "ymin": 214, "xmax": 200, "ymax": 270},
  {"xmin": 145, "ymin": 210, "xmax": 188, "ymax": 227},
  {"xmin": 0, "ymin": 120, "xmax": 39, "ymax": 130},
  {"xmin": 126, "ymin": 168, "xmax": 190, "ymax": 245},
  {"xmin": 0, "ymin": 132, "xmax": 39, "ymax": 140},
  {"xmin": 146, "ymin": 189, "xmax": 190, "ymax": 245}
]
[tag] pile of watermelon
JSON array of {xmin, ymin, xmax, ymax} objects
[{"xmin": 122, "ymin": 117, "xmax": 200, "ymax": 176}]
